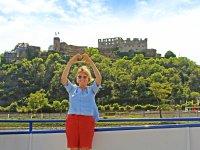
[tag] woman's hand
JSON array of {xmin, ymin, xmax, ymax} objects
[
  {"xmin": 82, "ymin": 53, "xmax": 92, "ymax": 64},
  {"xmin": 69, "ymin": 53, "xmax": 82, "ymax": 64},
  {"xmin": 61, "ymin": 53, "xmax": 82, "ymax": 86},
  {"xmin": 82, "ymin": 53, "xmax": 102, "ymax": 85}
]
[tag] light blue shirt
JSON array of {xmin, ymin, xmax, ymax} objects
[{"xmin": 65, "ymin": 79, "xmax": 101, "ymax": 122}]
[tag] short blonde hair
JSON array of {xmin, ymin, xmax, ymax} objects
[{"xmin": 77, "ymin": 66, "xmax": 94, "ymax": 83}]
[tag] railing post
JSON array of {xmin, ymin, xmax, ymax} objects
[
  {"xmin": 186, "ymin": 127, "xmax": 191, "ymax": 150},
  {"xmin": 29, "ymin": 121, "xmax": 32, "ymax": 133}
]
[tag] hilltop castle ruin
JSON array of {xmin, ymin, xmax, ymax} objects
[
  {"xmin": 1, "ymin": 37, "xmax": 86, "ymax": 63},
  {"xmin": 98, "ymin": 37, "xmax": 161, "ymax": 58},
  {"xmin": 48, "ymin": 37, "xmax": 86, "ymax": 56},
  {"xmin": 2, "ymin": 43, "xmax": 40, "ymax": 63}
]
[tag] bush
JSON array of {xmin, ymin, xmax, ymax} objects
[
  {"xmin": 42, "ymin": 104, "xmax": 53, "ymax": 113},
  {"xmin": 112, "ymin": 103, "xmax": 120, "ymax": 111},
  {"xmin": 144, "ymin": 104, "xmax": 157, "ymax": 111},
  {"xmin": 133, "ymin": 104, "xmax": 144, "ymax": 111},
  {"xmin": 98, "ymin": 105, "xmax": 105, "ymax": 111},
  {"xmin": 175, "ymin": 104, "xmax": 182, "ymax": 110},
  {"xmin": 104, "ymin": 105, "xmax": 111, "ymax": 111},
  {"xmin": 125, "ymin": 105, "xmax": 132, "ymax": 111},
  {"xmin": 17, "ymin": 106, "xmax": 27, "ymax": 113},
  {"xmin": 4, "ymin": 106, "xmax": 10, "ymax": 112},
  {"xmin": 186, "ymin": 101, "xmax": 193, "ymax": 107},
  {"xmin": 9, "ymin": 102, "xmax": 18, "ymax": 112},
  {"xmin": 119, "ymin": 107, "xmax": 125, "ymax": 111},
  {"xmin": 0, "ymin": 106, "xmax": 5, "ymax": 112},
  {"xmin": 161, "ymin": 104, "xmax": 173, "ymax": 111},
  {"xmin": 181, "ymin": 104, "xmax": 186, "ymax": 110}
]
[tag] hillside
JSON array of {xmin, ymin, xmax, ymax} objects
[{"xmin": 0, "ymin": 48, "xmax": 200, "ymax": 111}]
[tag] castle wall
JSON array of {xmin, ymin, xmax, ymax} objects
[
  {"xmin": 17, "ymin": 50, "xmax": 27, "ymax": 58},
  {"xmin": 98, "ymin": 37, "xmax": 151, "ymax": 57},
  {"xmin": 53, "ymin": 37, "xmax": 60, "ymax": 51},
  {"xmin": 55, "ymin": 38, "xmax": 86, "ymax": 56},
  {"xmin": 67, "ymin": 47, "xmax": 85, "ymax": 56},
  {"xmin": 144, "ymin": 49, "xmax": 157, "ymax": 57},
  {"xmin": 119, "ymin": 38, "xmax": 147, "ymax": 52},
  {"xmin": 3, "ymin": 52, "xmax": 17, "ymax": 63},
  {"xmin": 2, "ymin": 43, "xmax": 41, "ymax": 63},
  {"xmin": 98, "ymin": 37, "xmax": 122, "ymax": 50}
]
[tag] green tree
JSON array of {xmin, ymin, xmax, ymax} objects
[
  {"xmin": 25, "ymin": 89, "xmax": 48, "ymax": 114},
  {"xmin": 85, "ymin": 47, "xmax": 99, "ymax": 56},
  {"xmin": 9, "ymin": 101, "xmax": 18, "ymax": 112},
  {"xmin": 52, "ymin": 100, "xmax": 62, "ymax": 113},
  {"xmin": 61, "ymin": 99, "xmax": 69, "ymax": 112},
  {"xmin": 149, "ymin": 82, "xmax": 172, "ymax": 118},
  {"xmin": 190, "ymin": 92, "xmax": 200, "ymax": 102},
  {"xmin": 113, "ymin": 103, "xmax": 120, "ymax": 111},
  {"xmin": 164, "ymin": 50, "xmax": 176, "ymax": 58},
  {"xmin": 188, "ymin": 68, "xmax": 200, "ymax": 92}
]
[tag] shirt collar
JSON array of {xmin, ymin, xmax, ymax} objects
[{"xmin": 75, "ymin": 86, "xmax": 89, "ymax": 94}]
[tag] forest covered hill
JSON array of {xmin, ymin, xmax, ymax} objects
[{"xmin": 0, "ymin": 48, "xmax": 200, "ymax": 113}]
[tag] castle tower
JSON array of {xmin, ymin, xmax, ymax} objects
[{"xmin": 53, "ymin": 37, "xmax": 60, "ymax": 51}]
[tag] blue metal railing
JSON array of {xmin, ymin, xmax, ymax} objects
[{"xmin": 1, "ymin": 117, "xmax": 200, "ymax": 135}]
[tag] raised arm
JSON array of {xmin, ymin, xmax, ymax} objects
[
  {"xmin": 82, "ymin": 53, "xmax": 102, "ymax": 85},
  {"xmin": 61, "ymin": 53, "xmax": 82, "ymax": 86}
]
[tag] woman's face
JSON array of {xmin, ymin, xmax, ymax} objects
[{"xmin": 77, "ymin": 72, "xmax": 89, "ymax": 88}]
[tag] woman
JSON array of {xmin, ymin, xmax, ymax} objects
[{"xmin": 61, "ymin": 53, "xmax": 102, "ymax": 150}]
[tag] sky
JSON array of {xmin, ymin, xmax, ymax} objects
[{"xmin": 0, "ymin": 0, "xmax": 200, "ymax": 65}]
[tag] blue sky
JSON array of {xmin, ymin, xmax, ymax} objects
[{"xmin": 0, "ymin": 0, "xmax": 200, "ymax": 64}]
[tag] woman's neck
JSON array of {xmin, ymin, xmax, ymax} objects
[{"xmin": 79, "ymin": 85, "xmax": 87, "ymax": 89}]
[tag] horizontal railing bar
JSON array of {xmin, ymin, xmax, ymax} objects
[
  {"xmin": 31, "ymin": 129, "xmax": 65, "ymax": 134},
  {"xmin": 95, "ymin": 123, "xmax": 200, "ymax": 132},
  {"xmin": 0, "ymin": 130, "xmax": 30, "ymax": 135},
  {"xmin": 1, "ymin": 117, "xmax": 200, "ymax": 123},
  {"xmin": 1, "ymin": 123, "xmax": 200, "ymax": 135},
  {"xmin": 1, "ymin": 117, "xmax": 200, "ymax": 135},
  {"xmin": 98, "ymin": 117, "xmax": 200, "ymax": 122},
  {"xmin": 0, "ymin": 120, "xmax": 65, "ymax": 123}
]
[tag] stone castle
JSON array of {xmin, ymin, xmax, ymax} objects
[
  {"xmin": 1, "ymin": 37, "xmax": 86, "ymax": 63},
  {"xmin": 3, "ymin": 43, "xmax": 40, "ymax": 63},
  {"xmin": 1, "ymin": 37, "xmax": 160, "ymax": 63},
  {"xmin": 98, "ymin": 37, "xmax": 161, "ymax": 58},
  {"xmin": 48, "ymin": 37, "xmax": 86, "ymax": 56}
]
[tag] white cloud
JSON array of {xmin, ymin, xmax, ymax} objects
[
  {"xmin": 0, "ymin": 0, "xmax": 200, "ymax": 65},
  {"xmin": 0, "ymin": 0, "xmax": 58, "ymax": 14}
]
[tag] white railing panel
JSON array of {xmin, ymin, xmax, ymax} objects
[
  {"xmin": 1, "ymin": 127, "xmax": 200, "ymax": 150},
  {"xmin": 190, "ymin": 128, "xmax": 200, "ymax": 150},
  {"xmin": 0, "ymin": 134, "xmax": 30, "ymax": 150},
  {"xmin": 93, "ymin": 128, "xmax": 187, "ymax": 150},
  {"xmin": 31, "ymin": 133, "xmax": 66, "ymax": 150}
]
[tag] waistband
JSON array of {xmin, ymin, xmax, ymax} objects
[{"xmin": 67, "ymin": 114, "xmax": 93, "ymax": 117}]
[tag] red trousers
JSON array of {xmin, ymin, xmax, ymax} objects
[{"xmin": 66, "ymin": 114, "xmax": 95, "ymax": 148}]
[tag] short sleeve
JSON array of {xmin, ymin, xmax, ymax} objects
[
  {"xmin": 90, "ymin": 80, "xmax": 101, "ymax": 95},
  {"xmin": 64, "ymin": 79, "xmax": 76, "ymax": 94}
]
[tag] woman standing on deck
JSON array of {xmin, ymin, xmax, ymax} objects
[{"xmin": 61, "ymin": 53, "xmax": 102, "ymax": 150}]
